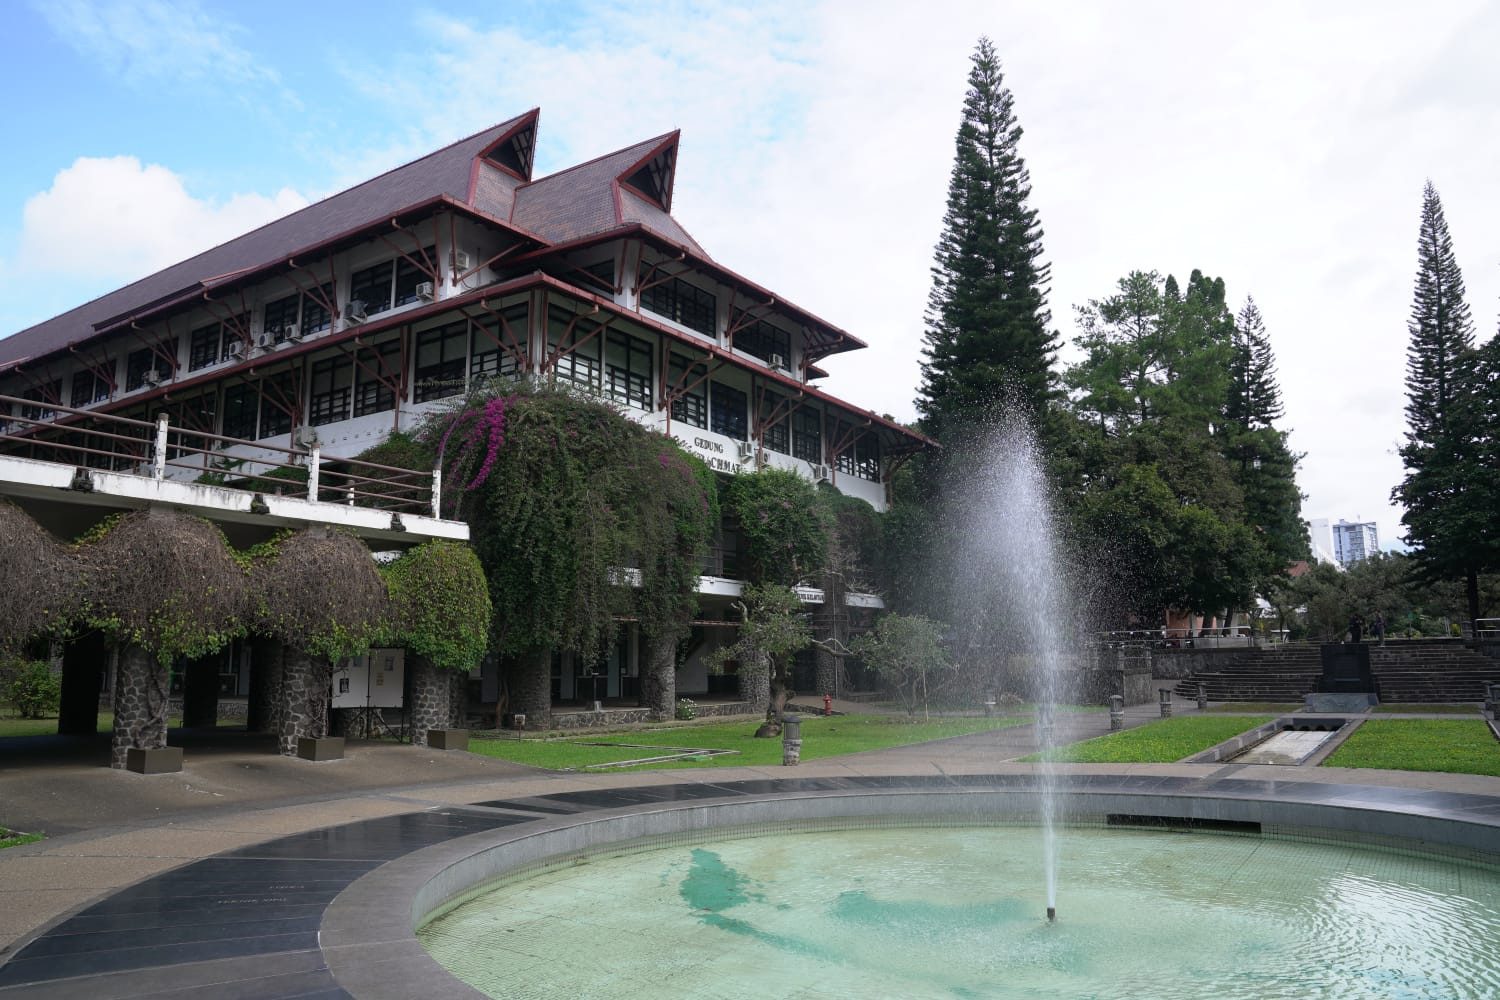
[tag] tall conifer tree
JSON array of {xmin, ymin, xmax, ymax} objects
[
  {"xmin": 918, "ymin": 38, "xmax": 1055, "ymax": 443},
  {"xmin": 1393, "ymin": 182, "xmax": 1484, "ymax": 621}
]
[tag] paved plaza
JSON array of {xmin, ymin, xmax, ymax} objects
[{"xmin": 1, "ymin": 695, "xmax": 1498, "ymax": 998}]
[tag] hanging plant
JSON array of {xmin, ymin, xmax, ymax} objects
[
  {"xmin": 381, "ymin": 540, "xmax": 492, "ymax": 673},
  {"xmin": 245, "ymin": 527, "xmax": 387, "ymax": 663},
  {"xmin": 0, "ymin": 499, "xmax": 83, "ymax": 652}
]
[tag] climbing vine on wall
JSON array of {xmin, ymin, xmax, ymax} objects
[
  {"xmin": 245, "ymin": 527, "xmax": 388, "ymax": 664},
  {"xmin": 423, "ymin": 384, "xmax": 717, "ymax": 665},
  {"xmin": 723, "ymin": 467, "xmax": 831, "ymax": 586}
]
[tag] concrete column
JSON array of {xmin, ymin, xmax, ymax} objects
[
  {"xmin": 246, "ymin": 638, "xmax": 284, "ymax": 735},
  {"xmin": 407, "ymin": 655, "xmax": 447, "ymax": 747},
  {"xmin": 180, "ymin": 654, "xmax": 221, "ymax": 729},
  {"xmin": 58, "ymin": 631, "xmax": 107, "ymax": 736},
  {"xmin": 639, "ymin": 633, "xmax": 677, "ymax": 721},
  {"xmin": 111, "ymin": 644, "xmax": 168, "ymax": 769}
]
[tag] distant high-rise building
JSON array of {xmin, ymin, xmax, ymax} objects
[
  {"xmin": 1305, "ymin": 519, "xmax": 1339, "ymax": 567},
  {"xmin": 1331, "ymin": 520, "xmax": 1379, "ymax": 567}
]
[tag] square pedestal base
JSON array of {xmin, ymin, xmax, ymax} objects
[
  {"xmin": 297, "ymin": 736, "xmax": 345, "ymax": 761},
  {"xmin": 427, "ymin": 728, "xmax": 469, "ymax": 751},
  {"xmin": 126, "ymin": 746, "xmax": 183, "ymax": 774}
]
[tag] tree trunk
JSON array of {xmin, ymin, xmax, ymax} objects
[
  {"xmin": 277, "ymin": 646, "xmax": 331, "ymax": 755},
  {"xmin": 640, "ymin": 632, "xmax": 677, "ymax": 721},
  {"xmin": 59, "ymin": 630, "xmax": 107, "ymax": 737},
  {"xmin": 110, "ymin": 644, "xmax": 168, "ymax": 769},
  {"xmin": 407, "ymin": 655, "xmax": 448, "ymax": 747},
  {"xmin": 508, "ymin": 648, "xmax": 552, "ymax": 729},
  {"xmin": 247, "ymin": 638, "xmax": 284, "ymax": 735}
]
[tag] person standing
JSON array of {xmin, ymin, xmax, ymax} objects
[
  {"xmin": 1348, "ymin": 613, "xmax": 1365, "ymax": 644},
  {"xmin": 1372, "ymin": 612, "xmax": 1386, "ymax": 645}
]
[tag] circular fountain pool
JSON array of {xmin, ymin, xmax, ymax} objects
[{"xmin": 418, "ymin": 824, "xmax": 1500, "ymax": 999}]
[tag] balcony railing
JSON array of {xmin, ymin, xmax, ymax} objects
[
  {"xmin": 0, "ymin": 393, "xmax": 440, "ymax": 516},
  {"xmin": 699, "ymin": 545, "xmax": 741, "ymax": 579}
]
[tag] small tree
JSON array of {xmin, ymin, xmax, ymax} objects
[
  {"xmin": 707, "ymin": 583, "xmax": 811, "ymax": 736},
  {"xmin": 381, "ymin": 540, "xmax": 492, "ymax": 744},
  {"xmin": 5, "ymin": 660, "xmax": 61, "ymax": 719},
  {"xmin": 849, "ymin": 615, "xmax": 953, "ymax": 720}
]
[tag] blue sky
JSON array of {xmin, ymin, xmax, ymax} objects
[{"xmin": 3, "ymin": 0, "xmax": 1499, "ymax": 549}]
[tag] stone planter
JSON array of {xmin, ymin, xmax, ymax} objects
[
  {"xmin": 125, "ymin": 746, "xmax": 183, "ymax": 774},
  {"xmin": 426, "ymin": 728, "xmax": 469, "ymax": 751},
  {"xmin": 297, "ymin": 736, "xmax": 345, "ymax": 761}
]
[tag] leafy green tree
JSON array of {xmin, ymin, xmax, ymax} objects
[
  {"xmin": 849, "ymin": 614, "xmax": 954, "ymax": 719},
  {"xmin": 707, "ymin": 583, "xmax": 811, "ymax": 735},
  {"xmin": 918, "ymin": 36, "xmax": 1056, "ymax": 442},
  {"xmin": 722, "ymin": 468, "xmax": 829, "ymax": 586},
  {"xmin": 1393, "ymin": 182, "xmax": 1487, "ymax": 623}
]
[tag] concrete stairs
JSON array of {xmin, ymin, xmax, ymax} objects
[{"xmin": 1174, "ymin": 640, "xmax": 1500, "ymax": 703}]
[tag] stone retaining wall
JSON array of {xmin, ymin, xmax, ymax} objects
[{"xmin": 548, "ymin": 700, "xmax": 754, "ymax": 730}]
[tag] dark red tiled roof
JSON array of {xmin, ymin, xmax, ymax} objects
[{"xmin": 0, "ymin": 111, "xmax": 537, "ymax": 369}]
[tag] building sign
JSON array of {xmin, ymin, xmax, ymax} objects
[{"xmin": 674, "ymin": 434, "xmax": 743, "ymax": 475}]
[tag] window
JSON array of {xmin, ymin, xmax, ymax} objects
[
  {"xmin": 19, "ymin": 380, "xmax": 61, "ymax": 422},
  {"xmin": 125, "ymin": 339, "xmax": 176, "ymax": 391},
  {"xmin": 414, "ymin": 321, "xmax": 467, "ymax": 403},
  {"xmin": 393, "ymin": 247, "xmax": 436, "ymax": 307},
  {"xmin": 639, "ymin": 271, "xmax": 716, "ymax": 335},
  {"xmin": 349, "ymin": 261, "xmax": 394, "ymax": 316},
  {"xmin": 833, "ymin": 421, "xmax": 881, "ymax": 480},
  {"xmin": 582, "ymin": 257, "xmax": 615, "ymax": 293},
  {"xmin": 547, "ymin": 305, "xmax": 602, "ymax": 392},
  {"xmin": 792, "ymin": 407, "xmax": 821, "ymax": 463},
  {"xmin": 471, "ymin": 304, "xmax": 527, "ymax": 386},
  {"xmin": 189, "ymin": 320, "xmax": 242, "ymax": 370},
  {"xmin": 308, "ymin": 357, "xmax": 353, "ymax": 426},
  {"xmin": 710, "ymin": 381, "xmax": 747, "ymax": 440},
  {"xmin": 760, "ymin": 392, "xmax": 789, "ymax": 455},
  {"xmin": 737, "ymin": 321, "xmax": 790, "ymax": 366},
  {"xmin": 71, "ymin": 368, "xmax": 112, "ymax": 406},
  {"xmin": 667, "ymin": 354, "xmax": 707, "ymax": 428},
  {"xmin": 221, "ymin": 383, "xmax": 257, "ymax": 440},
  {"xmin": 604, "ymin": 331, "xmax": 652, "ymax": 410},
  {"xmin": 353, "ymin": 339, "xmax": 401, "ymax": 417},
  {"xmin": 258, "ymin": 371, "xmax": 298, "ymax": 439},
  {"xmin": 264, "ymin": 284, "xmax": 333, "ymax": 340}
]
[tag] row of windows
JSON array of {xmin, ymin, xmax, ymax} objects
[{"xmin": 634, "ymin": 264, "xmax": 795, "ymax": 371}]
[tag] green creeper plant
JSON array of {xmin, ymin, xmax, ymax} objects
[{"xmin": 380, "ymin": 540, "xmax": 492, "ymax": 673}]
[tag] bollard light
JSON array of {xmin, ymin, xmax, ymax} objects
[
  {"xmin": 1197, "ymin": 683, "xmax": 1208, "ymax": 711},
  {"xmin": 1158, "ymin": 688, "xmax": 1173, "ymax": 719},
  {"xmin": 781, "ymin": 714, "xmax": 802, "ymax": 766},
  {"xmin": 1109, "ymin": 694, "xmax": 1124, "ymax": 731}
]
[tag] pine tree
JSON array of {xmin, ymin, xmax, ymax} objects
[
  {"xmin": 1226, "ymin": 297, "xmax": 1284, "ymax": 430},
  {"xmin": 917, "ymin": 37, "xmax": 1056, "ymax": 444},
  {"xmin": 1393, "ymin": 182, "xmax": 1483, "ymax": 622}
]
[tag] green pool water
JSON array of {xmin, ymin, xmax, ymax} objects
[{"xmin": 419, "ymin": 825, "xmax": 1500, "ymax": 999}]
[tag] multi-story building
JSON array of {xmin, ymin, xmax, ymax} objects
[
  {"xmin": 0, "ymin": 109, "xmax": 929, "ymax": 710},
  {"xmin": 1305, "ymin": 518, "xmax": 1378, "ymax": 568}
]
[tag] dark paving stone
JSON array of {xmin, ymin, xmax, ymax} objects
[
  {"xmin": 0, "ymin": 932, "xmax": 317, "ymax": 987},
  {"xmin": 470, "ymin": 796, "xmax": 589, "ymax": 814},
  {"xmin": 17, "ymin": 916, "xmax": 324, "ymax": 960}
]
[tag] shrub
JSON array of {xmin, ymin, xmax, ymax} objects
[
  {"xmin": 6, "ymin": 660, "xmax": 60, "ymax": 719},
  {"xmin": 675, "ymin": 697, "xmax": 697, "ymax": 721}
]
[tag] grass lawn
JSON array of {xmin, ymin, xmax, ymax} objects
[
  {"xmin": 0, "ymin": 828, "xmax": 43, "ymax": 850},
  {"xmin": 1322, "ymin": 720, "xmax": 1500, "ymax": 776},
  {"xmin": 1024, "ymin": 715, "xmax": 1276, "ymax": 764},
  {"xmin": 1373, "ymin": 703, "xmax": 1480, "ymax": 715},
  {"xmin": 1204, "ymin": 702, "xmax": 1302, "ymax": 714},
  {"xmin": 0, "ymin": 713, "xmax": 241, "ymax": 738},
  {"xmin": 466, "ymin": 714, "xmax": 1028, "ymax": 771}
]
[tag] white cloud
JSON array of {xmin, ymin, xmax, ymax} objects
[
  {"xmin": 16, "ymin": 156, "xmax": 307, "ymax": 283},
  {"xmin": 31, "ymin": 0, "xmax": 290, "ymax": 98}
]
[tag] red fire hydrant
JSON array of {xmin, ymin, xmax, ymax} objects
[{"xmin": 823, "ymin": 693, "xmax": 832, "ymax": 716}]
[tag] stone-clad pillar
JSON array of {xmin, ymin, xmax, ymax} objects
[
  {"xmin": 640, "ymin": 633, "xmax": 676, "ymax": 721},
  {"xmin": 277, "ymin": 647, "xmax": 331, "ymax": 756},
  {"xmin": 507, "ymin": 649, "xmax": 552, "ymax": 729},
  {"xmin": 407, "ymin": 655, "xmax": 447, "ymax": 746},
  {"xmin": 111, "ymin": 644, "xmax": 168, "ymax": 769}
]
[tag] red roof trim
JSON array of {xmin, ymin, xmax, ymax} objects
[
  {"xmin": 614, "ymin": 131, "xmax": 679, "ymax": 212},
  {"xmin": 469, "ymin": 107, "xmax": 541, "ymax": 194}
]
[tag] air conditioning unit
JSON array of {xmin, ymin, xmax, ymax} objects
[
  {"xmin": 813, "ymin": 463, "xmax": 832, "ymax": 482},
  {"xmin": 452, "ymin": 250, "xmax": 472, "ymax": 272},
  {"xmin": 254, "ymin": 331, "xmax": 274, "ymax": 349},
  {"xmin": 283, "ymin": 323, "xmax": 302, "ymax": 343},
  {"xmin": 737, "ymin": 440, "xmax": 757, "ymax": 462},
  {"xmin": 143, "ymin": 370, "xmax": 163, "ymax": 387},
  {"xmin": 768, "ymin": 353, "xmax": 787, "ymax": 370},
  {"xmin": 416, "ymin": 281, "xmax": 435, "ymax": 301},
  {"xmin": 345, "ymin": 299, "xmax": 368, "ymax": 324},
  {"xmin": 228, "ymin": 341, "xmax": 246, "ymax": 359}
]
